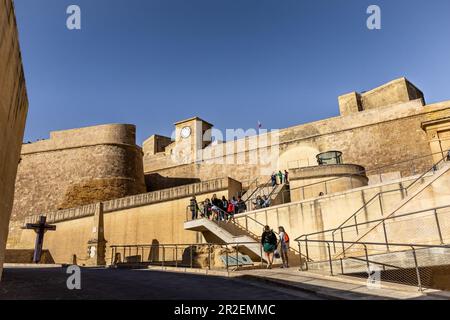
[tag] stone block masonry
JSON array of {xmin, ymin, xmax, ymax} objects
[
  {"xmin": 10, "ymin": 124, "xmax": 147, "ymax": 237},
  {"xmin": 8, "ymin": 178, "xmax": 241, "ymax": 264}
]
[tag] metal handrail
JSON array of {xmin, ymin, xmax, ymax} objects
[
  {"xmin": 241, "ymin": 177, "xmax": 260, "ymax": 202},
  {"xmin": 295, "ymin": 238, "xmax": 450, "ymax": 290},
  {"xmin": 110, "ymin": 240, "xmax": 283, "ymax": 271},
  {"xmin": 244, "ymin": 178, "xmax": 273, "ymax": 204},
  {"xmin": 295, "ymin": 204, "xmax": 450, "ymax": 243},
  {"xmin": 337, "ymin": 156, "xmax": 449, "ymax": 256},
  {"xmin": 185, "ymin": 203, "xmax": 306, "ymax": 259},
  {"xmin": 231, "ymin": 214, "xmax": 306, "ymax": 258}
]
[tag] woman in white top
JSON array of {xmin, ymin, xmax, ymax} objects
[{"xmin": 278, "ymin": 226, "xmax": 289, "ymax": 268}]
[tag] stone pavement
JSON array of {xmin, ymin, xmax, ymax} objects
[{"xmin": 0, "ymin": 266, "xmax": 321, "ymax": 300}]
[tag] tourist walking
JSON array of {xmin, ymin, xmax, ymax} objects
[
  {"xmin": 221, "ymin": 196, "xmax": 228, "ymax": 220},
  {"xmin": 203, "ymin": 198, "xmax": 212, "ymax": 220},
  {"xmin": 261, "ymin": 225, "xmax": 277, "ymax": 269},
  {"xmin": 236, "ymin": 196, "xmax": 247, "ymax": 213},
  {"xmin": 226, "ymin": 198, "xmax": 235, "ymax": 223},
  {"xmin": 278, "ymin": 170, "xmax": 283, "ymax": 184},
  {"xmin": 211, "ymin": 194, "xmax": 222, "ymax": 221},
  {"xmin": 271, "ymin": 173, "xmax": 277, "ymax": 186},
  {"xmin": 189, "ymin": 196, "xmax": 199, "ymax": 220},
  {"xmin": 278, "ymin": 226, "xmax": 290, "ymax": 268},
  {"xmin": 231, "ymin": 196, "xmax": 238, "ymax": 215},
  {"xmin": 284, "ymin": 170, "xmax": 289, "ymax": 184}
]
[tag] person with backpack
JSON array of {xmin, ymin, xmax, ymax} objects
[
  {"xmin": 278, "ymin": 226, "xmax": 290, "ymax": 268},
  {"xmin": 271, "ymin": 173, "xmax": 277, "ymax": 186},
  {"xmin": 189, "ymin": 196, "xmax": 199, "ymax": 220},
  {"xmin": 237, "ymin": 195, "xmax": 247, "ymax": 213},
  {"xmin": 211, "ymin": 194, "xmax": 222, "ymax": 221},
  {"xmin": 261, "ymin": 225, "xmax": 277, "ymax": 269}
]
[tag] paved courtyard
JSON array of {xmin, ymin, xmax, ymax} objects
[{"xmin": 0, "ymin": 266, "xmax": 322, "ymax": 300}]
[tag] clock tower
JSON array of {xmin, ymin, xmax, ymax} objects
[{"xmin": 172, "ymin": 117, "xmax": 213, "ymax": 164}]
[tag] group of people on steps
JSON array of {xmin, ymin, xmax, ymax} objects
[
  {"xmin": 189, "ymin": 194, "xmax": 247, "ymax": 222},
  {"xmin": 271, "ymin": 170, "xmax": 289, "ymax": 187}
]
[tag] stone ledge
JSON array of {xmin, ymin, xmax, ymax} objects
[
  {"xmin": 290, "ymin": 164, "xmax": 367, "ymax": 180},
  {"xmin": 23, "ymin": 177, "xmax": 236, "ymax": 225}
]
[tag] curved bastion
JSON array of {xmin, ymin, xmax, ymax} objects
[{"xmin": 9, "ymin": 124, "xmax": 146, "ymax": 230}]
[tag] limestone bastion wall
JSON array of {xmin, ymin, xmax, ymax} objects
[
  {"xmin": 0, "ymin": 0, "xmax": 29, "ymax": 279},
  {"xmin": 144, "ymin": 100, "xmax": 450, "ymax": 190},
  {"xmin": 8, "ymin": 124, "xmax": 146, "ymax": 246},
  {"xmin": 7, "ymin": 178, "xmax": 241, "ymax": 264}
]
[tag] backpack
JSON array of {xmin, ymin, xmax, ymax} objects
[{"xmin": 283, "ymin": 232, "xmax": 290, "ymax": 243}]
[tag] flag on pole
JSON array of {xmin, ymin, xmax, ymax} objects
[{"xmin": 257, "ymin": 121, "xmax": 262, "ymax": 129}]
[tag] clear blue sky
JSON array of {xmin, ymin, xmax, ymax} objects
[{"xmin": 13, "ymin": 0, "xmax": 450, "ymax": 145}]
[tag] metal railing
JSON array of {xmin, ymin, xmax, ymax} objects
[
  {"xmin": 295, "ymin": 238, "xmax": 450, "ymax": 291},
  {"xmin": 295, "ymin": 155, "xmax": 449, "ymax": 258},
  {"xmin": 185, "ymin": 204, "xmax": 307, "ymax": 260},
  {"xmin": 296, "ymin": 204, "xmax": 450, "ymax": 262},
  {"xmin": 243, "ymin": 179, "xmax": 289, "ymax": 212},
  {"xmin": 240, "ymin": 177, "xmax": 260, "ymax": 202},
  {"xmin": 110, "ymin": 241, "xmax": 275, "ymax": 272}
]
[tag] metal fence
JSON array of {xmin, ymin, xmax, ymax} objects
[
  {"xmin": 296, "ymin": 204, "xmax": 450, "ymax": 262},
  {"xmin": 295, "ymin": 239, "xmax": 450, "ymax": 291},
  {"xmin": 295, "ymin": 155, "xmax": 449, "ymax": 259},
  {"xmin": 109, "ymin": 241, "xmax": 270, "ymax": 272}
]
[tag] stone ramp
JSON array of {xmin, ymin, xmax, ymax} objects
[
  {"xmin": 334, "ymin": 162, "xmax": 450, "ymax": 259},
  {"xmin": 236, "ymin": 268, "xmax": 442, "ymax": 300},
  {"xmin": 305, "ymin": 246, "xmax": 450, "ymax": 290},
  {"xmin": 308, "ymin": 247, "xmax": 450, "ymax": 273}
]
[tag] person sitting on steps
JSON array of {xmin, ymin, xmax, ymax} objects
[{"xmin": 262, "ymin": 195, "xmax": 271, "ymax": 208}]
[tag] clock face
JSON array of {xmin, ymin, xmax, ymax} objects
[{"xmin": 180, "ymin": 126, "xmax": 191, "ymax": 139}]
